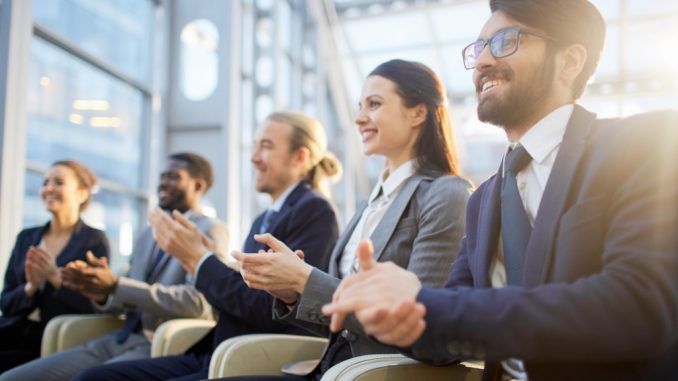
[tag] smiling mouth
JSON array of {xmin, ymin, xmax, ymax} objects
[
  {"xmin": 480, "ymin": 79, "xmax": 507, "ymax": 94},
  {"xmin": 360, "ymin": 128, "xmax": 377, "ymax": 141}
]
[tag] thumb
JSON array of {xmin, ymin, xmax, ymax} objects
[
  {"xmin": 356, "ymin": 239, "xmax": 375, "ymax": 271},
  {"xmin": 86, "ymin": 251, "xmax": 105, "ymax": 267},
  {"xmin": 253, "ymin": 234, "xmax": 292, "ymax": 254}
]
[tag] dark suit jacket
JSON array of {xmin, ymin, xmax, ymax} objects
[
  {"xmin": 408, "ymin": 106, "xmax": 678, "ymax": 381},
  {"xmin": 192, "ymin": 182, "xmax": 339, "ymax": 359},
  {"xmin": 0, "ymin": 219, "xmax": 110, "ymax": 331}
]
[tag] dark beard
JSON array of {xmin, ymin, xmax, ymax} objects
[
  {"xmin": 477, "ymin": 56, "xmax": 556, "ymax": 130},
  {"xmin": 158, "ymin": 188, "xmax": 190, "ymax": 212}
]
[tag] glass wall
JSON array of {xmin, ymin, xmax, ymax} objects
[{"xmin": 24, "ymin": 0, "xmax": 157, "ymax": 273}]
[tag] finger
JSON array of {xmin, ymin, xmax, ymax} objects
[
  {"xmin": 253, "ymin": 234, "xmax": 292, "ymax": 254},
  {"xmin": 294, "ymin": 250, "xmax": 305, "ymax": 261},
  {"xmin": 172, "ymin": 210, "xmax": 198, "ymax": 232},
  {"xmin": 364, "ymin": 300, "xmax": 420, "ymax": 337},
  {"xmin": 86, "ymin": 251, "xmax": 102, "ymax": 267},
  {"xmin": 356, "ymin": 239, "xmax": 376, "ymax": 272},
  {"xmin": 378, "ymin": 303, "xmax": 427, "ymax": 347},
  {"xmin": 231, "ymin": 251, "xmax": 245, "ymax": 262}
]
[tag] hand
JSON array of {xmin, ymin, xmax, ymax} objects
[
  {"xmin": 232, "ymin": 233, "xmax": 313, "ymax": 303},
  {"xmin": 61, "ymin": 251, "xmax": 118, "ymax": 302},
  {"xmin": 149, "ymin": 208, "xmax": 210, "ymax": 274},
  {"xmin": 321, "ymin": 239, "xmax": 426, "ymax": 347},
  {"xmin": 26, "ymin": 246, "xmax": 61, "ymax": 288}
]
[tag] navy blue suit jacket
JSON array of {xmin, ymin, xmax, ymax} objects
[
  {"xmin": 1, "ymin": 219, "xmax": 110, "ymax": 330},
  {"xmin": 408, "ymin": 106, "xmax": 678, "ymax": 380},
  {"xmin": 192, "ymin": 182, "xmax": 339, "ymax": 358}
]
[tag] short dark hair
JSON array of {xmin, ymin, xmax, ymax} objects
[
  {"xmin": 369, "ymin": 59, "xmax": 461, "ymax": 177},
  {"xmin": 51, "ymin": 160, "xmax": 97, "ymax": 211},
  {"xmin": 490, "ymin": 0, "xmax": 606, "ymax": 99},
  {"xmin": 168, "ymin": 152, "xmax": 214, "ymax": 191}
]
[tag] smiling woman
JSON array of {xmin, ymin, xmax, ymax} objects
[{"xmin": 0, "ymin": 160, "xmax": 110, "ymax": 372}]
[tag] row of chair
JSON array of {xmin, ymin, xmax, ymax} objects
[{"xmin": 42, "ymin": 314, "xmax": 484, "ymax": 380}]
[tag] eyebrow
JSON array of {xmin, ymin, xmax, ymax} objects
[{"xmin": 358, "ymin": 94, "xmax": 384, "ymax": 106}]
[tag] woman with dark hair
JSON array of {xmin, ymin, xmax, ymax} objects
[
  {"xmin": 220, "ymin": 59, "xmax": 473, "ymax": 381},
  {"xmin": 0, "ymin": 160, "xmax": 110, "ymax": 372}
]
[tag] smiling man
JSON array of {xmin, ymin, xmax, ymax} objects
[
  {"xmin": 323, "ymin": 1, "xmax": 678, "ymax": 380},
  {"xmin": 69, "ymin": 111, "xmax": 341, "ymax": 381},
  {"xmin": 0, "ymin": 152, "xmax": 229, "ymax": 381}
]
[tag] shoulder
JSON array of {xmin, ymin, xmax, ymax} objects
[
  {"xmin": 15, "ymin": 225, "xmax": 43, "ymax": 243},
  {"xmin": 415, "ymin": 175, "xmax": 473, "ymax": 202},
  {"xmin": 293, "ymin": 187, "xmax": 335, "ymax": 212}
]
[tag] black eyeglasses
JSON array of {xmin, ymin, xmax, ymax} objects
[{"xmin": 462, "ymin": 27, "xmax": 554, "ymax": 70}]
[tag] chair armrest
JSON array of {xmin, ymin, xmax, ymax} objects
[
  {"xmin": 320, "ymin": 354, "xmax": 484, "ymax": 381},
  {"xmin": 208, "ymin": 334, "xmax": 328, "ymax": 378},
  {"xmin": 41, "ymin": 314, "xmax": 124, "ymax": 357},
  {"xmin": 150, "ymin": 318, "xmax": 216, "ymax": 357}
]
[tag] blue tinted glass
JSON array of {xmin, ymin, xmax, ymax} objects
[
  {"xmin": 27, "ymin": 37, "xmax": 144, "ymax": 189},
  {"xmin": 32, "ymin": 0, "xmax": 154, "ymax": 84}
]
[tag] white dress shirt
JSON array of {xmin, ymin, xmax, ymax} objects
[
  {"xmin": 338, "ymin": 160, "xmax": 415, "ymax": 278},
  {"xmin": 491, "ymin": 104, "xmax": 574, "ymax": 380}
]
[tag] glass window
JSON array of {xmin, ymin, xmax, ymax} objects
[
  {"xmin": 180, "ymin": 19, "xmax": 219, "ymax": 101},
  {"xmin": 28, "ymin": 37, "xmax": 144, "ymax": 190},
  {"xmin": 625, "ymin": 18, "xmax": 678, "ymax": 75},
  {"xmin": 32, "ymin": 0, "xmax": 155, "ymax": 85}
]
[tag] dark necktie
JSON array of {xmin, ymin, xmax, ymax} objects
[
  {"xmin": 258, "ymin": 209, "xmax": 278, "ymax": 234},
  {"xmin": 500, "ymin": 145, "xmax": 532, "ymax": 286},
  {"xmin": 115, "ymin": 247, "xmax": 165, "ymax": 344}
]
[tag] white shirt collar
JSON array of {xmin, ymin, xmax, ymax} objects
[
  {"xmin": 516, "ymin": 104, "xmax": 574, "ymax": 164},
  {"xmin": 369, "ymin": 160, "xmax": 416, "ymax": 203},
  {"xmin": 270, "ymin": 182, "xmax": 300, "ymax": 212}
]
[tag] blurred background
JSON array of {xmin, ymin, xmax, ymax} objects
[{"xmin": 0, "ymin": 0, "xmax": 676, "ymax": 278}]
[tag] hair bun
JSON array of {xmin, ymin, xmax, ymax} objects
[{"xmin": 318, "ymin": 153, "xmax": 342, "ymax": 180}]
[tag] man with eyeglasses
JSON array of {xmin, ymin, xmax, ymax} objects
[{"xmin": 322, "ymin": 1, "xmax": 678, "ymax": 380}]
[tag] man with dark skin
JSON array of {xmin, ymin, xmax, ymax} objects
[{"xmin": 0, "ymin": 153, "xmax": 228, "ymax": 381}]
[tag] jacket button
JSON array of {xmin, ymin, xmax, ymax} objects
[
  {"xmin": 308, "ymin": 311, "xmax": 318, "ymax": 321},
  {"xmin": 341, "ymin": 329, "xmax": 358, "ymax": 342},
  {"xmin": 447, "ymin": 340, "xmax": 461, "ymax": 355}
]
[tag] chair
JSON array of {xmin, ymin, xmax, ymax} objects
[
  {"xmin": 319, "ymin": 354, "xmax": 484, "ymax": 381},
  {"xmin": 208, "ymin": 334, "xmax": 328, "ymax": 378},
  {"xmin": 206, "ymin": 334, "xmax": 484, "ymax": 380},
  {"xmin": 150, "ymin": 318, "xmax": 216, "ymax": 357},
  {"xmin": 41, "ymin": 315, "xmax": 215, "ymax": 358},
  {"xmin": 41, "ymin": 314, "xmax": 124, "ymax": 357}
]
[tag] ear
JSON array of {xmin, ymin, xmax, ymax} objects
[
  {"xmin": 76, "ymin": 188, "xmax": 89, "ymax": 208},
  {"xmin": 295, "ymin": 146, "xmax": 311, "ymax": 166},
  {"xmin": 410, "ymin": 103, "xmax": 428, "ymax": 128},
  {"xmin": 559, "ymin": 43, "xmax": 587, "ymax": 89},
  {"xmin": 193, "ymin": 178, "xmax": 207, "ymax": 194}
]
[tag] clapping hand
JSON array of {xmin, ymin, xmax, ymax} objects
[
  {"xmin": 61, "ymin": 251, "xmax": 117, "ymax": 302},
  {"xmin": 321, "ymin": 239, "xmax": 427, "ymax": 347}
]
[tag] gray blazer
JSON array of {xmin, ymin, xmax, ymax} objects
[
  {"xmin": 97, "ymin": 210, "xmax": 229, "ymax": 335},
  {"xmin": 275, "ymin": 173, "xmax": 472, "ymax": 356}
]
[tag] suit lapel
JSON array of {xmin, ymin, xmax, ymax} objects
[
  {"xmin": 327, "ymin": 202, "xmax": 367, "ymax": 277},
  {"xmin": 371, "ymin": 174, "xmax": 428, "ymax": 263},
  {"xmin": 523, "ymin": 105, "xmax": 596, "ymax": 287},
  {"xmin": 475, "ymin": 172, "xmax": 502, "ymax": 288}
]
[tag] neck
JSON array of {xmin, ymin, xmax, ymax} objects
[
  {"xmin": 50, "ymin": 210, "xmax": 79, "ymax": 234},
  {"xmin": 504, "ymin": 100, "xmax": 572, "ymax": 142},
  {"xmin": 385, "ymin": 151, "xmax": 414, "ymax": 176},
  {"xmin": 269, "ymin": 181, "xmax": 298, "ymax": 202}
]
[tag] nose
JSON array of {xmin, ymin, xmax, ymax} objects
[
  {"xmin": 354, "ymin": 108, "xmax": 368, "ymax": 126},
  {"xmin": 474, "ymin": 42, "xmax": 496, "ymax": 72},
  {"xmin": 250, "ymin": 147, "xmax": 261, "ymax": 164}
]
